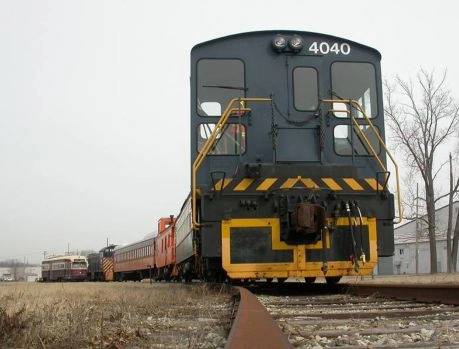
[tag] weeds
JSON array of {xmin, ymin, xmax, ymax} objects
[
  {"xmin": 0, "ymin": 306, "xmax": 28, "ymax": 343},
  {"xmin": 0, "ymin": 282, "xmax": 231, "ymax": 348}
]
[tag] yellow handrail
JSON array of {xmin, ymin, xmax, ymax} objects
[
  {"xmin": 321, "ymin": 99, "xmax": 403, "ymax": 224},
  {"xmin": 192, "ymin": 98, "xmax": 272, "ymax": 230},
  {"xmin": 192, "ymin": 97, "xmax": 402, "ymax": 229}
]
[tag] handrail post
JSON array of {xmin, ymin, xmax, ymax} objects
[
  {"xmin": 321, "ymin": 99, "xmax": 403, "ymax": 223},
  {"xmin": 191, "ymin": 98, "xmax": 272, "ymax": 230}
]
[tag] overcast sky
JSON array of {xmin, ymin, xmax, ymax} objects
[{"xmin": 1, "ymin": 0, "xmax": 458, "ymax": 264}]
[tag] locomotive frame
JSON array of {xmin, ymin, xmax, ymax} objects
[
  {"xmin": 80, "ymin": 31, "xmax": 401, "ymax": 284},
  {"xmin": 183, "ymin": 30, "xmax": 401, "ymax": 282}
]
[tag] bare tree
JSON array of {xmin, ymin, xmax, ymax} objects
[{"xmin": 384, "ymin": 68, "xmax": 459, "ymax": 274}]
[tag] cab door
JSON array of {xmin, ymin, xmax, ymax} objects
[{"xmin": 273, "ymin": 56, "xmax": 324, "ymax": 163}]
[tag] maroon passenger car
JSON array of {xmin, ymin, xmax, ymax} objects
[{"xmin": 41, "ymin": 255, "xmax": 88, "ymax": 281}]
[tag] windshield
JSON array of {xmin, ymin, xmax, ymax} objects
[
  {"xmin": 72, "ymin": 262, "xmax": 87, "ymax": 269},
  {"xmin": 197, "ymin": 59, "xmax": 245, "ymax": 117},
  {"xmin": 331, "ymin": 62, "xmax": 377, "ymax": 118}
]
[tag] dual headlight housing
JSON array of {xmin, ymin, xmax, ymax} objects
[{"xmin": 272, "ymin": 34, "xmax": 303, "ymax": 53}]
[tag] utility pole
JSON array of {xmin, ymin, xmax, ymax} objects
[{"xmin": 415, "ymin": 183, "xmax": 419, "ymax": 274}]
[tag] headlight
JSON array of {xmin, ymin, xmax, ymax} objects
[
  {"xmin": 288, "ymin": 35, "xmax": 303, "ymax": 52},
  {"xmin": 272, "ymin": 35, "xmax": 287, "ymax": 52}
]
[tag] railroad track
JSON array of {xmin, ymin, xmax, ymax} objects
[{"xmin": 225, "ymin": 283, "xmax": 459, "ymax": 349}]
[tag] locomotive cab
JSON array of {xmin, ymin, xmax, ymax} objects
[{"xmin": 186, "ymin": 31, "xmax": 400, "ymax": 282}]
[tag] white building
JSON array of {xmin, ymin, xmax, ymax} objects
[
  {"xmin": 393, "ymin": 202, "xmax": 459, "ymax": 274},
  {"xmin": 0, "ymin": 265, "xmax": 41, "ymax": 281}
]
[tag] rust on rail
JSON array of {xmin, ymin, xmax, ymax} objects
[
  {"xmin": 226, "ymin": 286, "xmax": 293, "ymax": 349},
  {"xmin": 347, "ymin": 283, "xmax": 459, "ymax": 305}
]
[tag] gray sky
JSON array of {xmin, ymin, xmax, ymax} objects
[{"xmin": 1, "ymin": 0, "xmax": 458, "ymax": 264}]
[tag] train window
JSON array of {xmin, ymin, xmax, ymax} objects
[
  {"xmin": 293, "ymin": 67, "xmax": 318, "ymax": 111},
  {"xmin": 331, "ymin": 62, "xmax": 377, "ymax": 118},
  {"xmin": 197, "ymin": 59, "xmax": 245, "ymax": 117},
  {"xmin": 198, "ymin": 123, "xmax": 246, "ymax": 155},
  {"xmin": 334, "ymin": 124, "xmax": 380, "ymax": 156},
  {"xmin": 72, "ymin": 261, "xmax": 87, "ymax": 269},
  {"xmin": 200, "ymin": 102, "xmax": 221, "ymax": 117}
]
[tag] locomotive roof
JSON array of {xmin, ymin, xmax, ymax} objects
[
  {"xmin": 192, "ymin": 30, "xmax": 381, "ymax": 59},
  {"xmin": 99, "ymin": 244, "xmax": 117, "ymax": 252}
]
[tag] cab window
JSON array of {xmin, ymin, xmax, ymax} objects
[
  {"xmin": 331, "ymin": 62, "xmax": 377, "ymax": 118},
  {"xmin": 293, "ymin": 67, "xmax": 318, "ymax": 111},
  {"xmin": 197, "ymin": 59, "xmax": 245, "ymax": 116},
  {"xmin": 197, "ymin": 123, "xmax": 246, "ymax": 155},
  {"xmin": 334, "ymin": 124, "xmax": 380, "ymax": 156}
]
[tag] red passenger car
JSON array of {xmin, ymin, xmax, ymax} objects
[
  {"xmin": 113, "ymin": 234, "xmax": 154, "ymax": 281},
  {"xmin": 154, "ymin": 216, "xmax": 176, "ymax": 280}
]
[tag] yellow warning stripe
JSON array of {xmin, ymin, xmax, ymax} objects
[
  {"xmin": 321, "ymin": 178, "xmax": 343, "ymax": 191},
  {"xmin": 213, "ymin": 178, "xmax": 233, "ymax": 191},
  {"xmin": 234, "ymin": 178, "xmax": 255, "ymax": 191},
  {"xmin": 256, "ymin": 178, "xmax": 278, "ymax": 191},
  {"xmin": 229, "ymin": 177, "xmax": 382, "ymax": 192},
  {"xmin": 364, "ymin": 178, "xmax": 382, "ymax": 191},
  {"xmin": 103, "ymin": 259, "xmax": 113, "ymax": 272},
  {"xmin": 300, "ymin": 178, "xmax": 320, "ymax": 189},
  {"xmin": 343, "ymin": 178, "xmax": 364, "ymax": 191},
  {"xmin": 280, "ymin": 178, "xmax": 298, "ymax": 189}
]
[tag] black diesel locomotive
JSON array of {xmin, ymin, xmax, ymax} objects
[{"xmin": 177, "ymin": 31, "xmax": 401, "ymax": 283}]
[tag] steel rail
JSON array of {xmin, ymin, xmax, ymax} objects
[
  {"xmin": 226, "ymin": 286, "xmax": 293, "ymax": 349},
  {"xmin": 346, "ymin": 283, "xmax": 459, "ymax": 305}
]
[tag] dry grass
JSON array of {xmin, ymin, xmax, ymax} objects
[{"xmin": 0, "ymin": 282, "xmax": 233, "ymax": 349}]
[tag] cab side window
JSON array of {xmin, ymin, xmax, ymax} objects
[{"xmin": 197, "ymin": 59, "xmax": 245, "ymax": 116}]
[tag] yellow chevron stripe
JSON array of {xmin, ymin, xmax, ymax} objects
[
  {"xmin": 280, "ymin": 178, "xmax": 298, "ymax": 189},
  {"xmin": 256, "ymin": 178, "xmax": 278, "ymax": 191},
  {"xmin": 301, "ymin": 178, "xmax": 320, "ymax": 189},
  {"xmin": 364, "ymin": 178, "xmax": 382, "ymax": 191},
  {"xmin": 322, "ymin": 178, "xmax": 343, "ymax": 191},
  {"xmin": 343, "ymin": 178, "xmax": 364, "ymax": 191},
  {"xmin": 213, "ymin": 178, "xmax": 233, "ymax": 191},
  {"xmin": 227, "ymin": 177, "xmax": 374, "ymax": 192},
  {"xmin": 102, "ymin": 259, "xmax": 113, "ymax": 273},
  {"xmin": 234, "ymin": 178, "xmax": 255, "ymax": 191}
]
